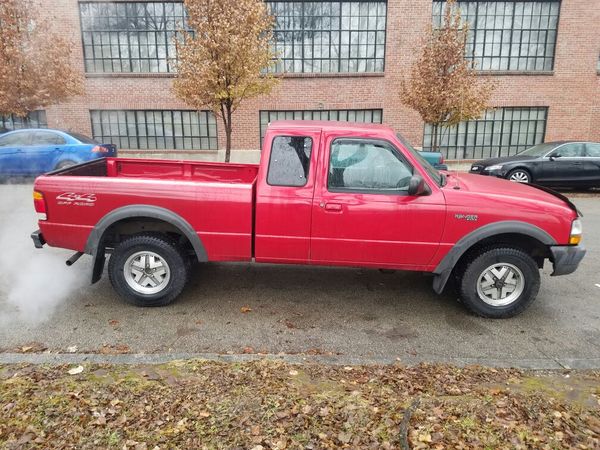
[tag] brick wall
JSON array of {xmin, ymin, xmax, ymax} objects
[{"xmin": 44, "ymin": 0, "xmax": 600, "ymax": 159}]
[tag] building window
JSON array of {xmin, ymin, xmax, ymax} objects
[
  {"xmin": 423, "ymin": 107, "xmax": 548, "ymax": 160},
  {"xmin": 267, "ymin": 0, "xmax": 387, "ymax": 73},
  {"xmin": 260, "ymin": 109, "xmax": 382, "ymax": 144},
  {"xmin": 79, "ymin": 2, "xmax": 186, "ymax": 73},
  {"xmin": 90, "ymin": 110, "xmax": 218, "ymax": 150},
  {"xmin": 433, "ymin": 1, "xmax": 560, "ymax": 72},
  {"xmin": 0, "ymin": 111, "xmax": 47, "ymax": 132}
]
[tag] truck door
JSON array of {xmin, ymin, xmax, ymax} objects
[
  {"xmin": 254, "ymin": 129, "xmax": 321, "ymax": 263},
  {"xmin": 310, "ymin": 135, "xmax": 446, "ymax": 269}
]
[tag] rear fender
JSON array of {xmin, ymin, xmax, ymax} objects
[{"xmin": 86, "ymin": 205, "xmax": 208, "ymax": 284}]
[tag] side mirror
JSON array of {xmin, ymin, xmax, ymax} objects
[
  {"xmin": 408, "ymin": 174, "xmax": 429, "ymax": 196},
  {"xmin": 549, "ymin": 153, "xmax": 561, "ymax": 161}
]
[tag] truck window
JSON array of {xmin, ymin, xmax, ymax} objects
[
  {"xmin": 267, "ymin": 136, "xmax": 313, "ymax": 187},
  {"xmin": 328, "ymin": 139, "xmax": 413, "ymax": 192}
]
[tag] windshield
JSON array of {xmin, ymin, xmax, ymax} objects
[
  {"xmin": 396, "ymin": 133, "xmax": 443, "ymax": 186},
  {"xmin": 518, "ymin": 142, "xmax": 558, "ymax": 157}
]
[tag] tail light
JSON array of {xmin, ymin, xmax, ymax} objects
[
  {"xmin": 33, "ymin": 190, "xmax": 47, "ymax": 221},
  {"xmin": 92, "ymin": 145, "xmax": 110, "ymax": 154}
]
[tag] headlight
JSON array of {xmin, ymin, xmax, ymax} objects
[
  {"xmin": 485, "ymin": 165, "xmax": 504, "ymax": 171},
  {"xmin": 569, "ymin": 219, "xmax": 582, "ymax": 245}
]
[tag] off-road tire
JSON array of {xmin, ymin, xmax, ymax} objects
[
  {"xmin": 457, "ymin": 246, "xmax": 540, "ymax": 318},
  {"xmin": 108, "ymin": 234, "xmax": 189, "ymax": 307}
]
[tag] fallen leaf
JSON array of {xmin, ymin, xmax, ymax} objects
[
  {"xmin": 108, "ymin": 319, "xmax": 120, "ymax": 327},
  {"xmin": 68, "ymin": 365, "xmax": 84, "ymax": 375},
  {"xmin": 418, "ymin": 433, "xmax": 432, "ymax": 443},
  {"xmin": 240, "ymin": 306, "xmax": 252, "ymax": 313}
]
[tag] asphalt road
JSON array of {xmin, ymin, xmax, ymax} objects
[{"xmin": 1, "ymin": 183, "xmax": 599, "ymax": 368}]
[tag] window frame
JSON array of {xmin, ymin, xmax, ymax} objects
[
  {"xmin": 423, "ymin": 106, "xmax": 548, "ymax": 160},
  {"xmin": 266, "ymin": 0, "xmax": 388, "ymax": 74},
  {"xmin": 266, "ymin": 135, "xmax": 314, "ymax": 188},
  {"xmin": 326, "ymin": 137, "xmax": 415, "ymax": 195},
  {"xmin": 0, "ymin": 111, "xmax": 47, "ymax": 131},
  {"xmin": 90, "ymin": 109, "xmax": 218, "ymax": 151},
  {"xmin": 432, "ymin": 1, "xmax": 561, "ymax": 73},
  {"xmin": 78, "ymin": 1, "xmax": 187, "ymax": 74}
]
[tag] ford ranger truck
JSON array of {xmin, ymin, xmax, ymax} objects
[{"xmin": 31, "ymin": 121, "xmax": 586, "ymax": 318}]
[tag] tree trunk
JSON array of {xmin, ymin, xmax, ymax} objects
[
  {"xmin": 432, "ymin": 123, "xmax": 439, "ymax": 152},
  {"xmin": 220, "ymin": 103, "xmax": 233, "ymax": 163}
]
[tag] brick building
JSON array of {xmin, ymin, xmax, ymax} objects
[{"xmin": 5, "ymin": 0, "xmax": 600, "ymax": 162}]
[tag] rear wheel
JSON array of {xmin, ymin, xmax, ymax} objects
[
  {"xmin": 108, "ymin": 234, "xmax": 189, "ymax": 306},
  {"xmin": 55, "ymin": 160, "xmax": 77, "ymax": 170},
  {"xmin": 507, "ymin": 168, "xmax": 531, "ymax": 184},
  {"xmin": 457, "ymin": 247, "xmax": 540, "ymax": 318}
]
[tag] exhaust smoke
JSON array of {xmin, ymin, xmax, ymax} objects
[{"xmin": 0, "ymin": 183, "xmax": 86, "ymax": 326}]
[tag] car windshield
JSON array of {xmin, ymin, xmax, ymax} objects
[
  {"xmin": 396, "ymin": 133, "xmax": 443, "ymax": 186},
  {"xmin": 69, "ymin": 132, "xmax": 98, "ymax": 144},
  {"xmin": 518, "ymin": 142, "xmax": 558, "ymax": 157}
]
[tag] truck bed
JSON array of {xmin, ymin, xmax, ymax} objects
[
  {"xmin": 52, "ymin": 157, "xmax": 259, "ymax": 184},
  {"xmin": 35, "ymin": 158, "xmax": 258, "ymax": 261}
]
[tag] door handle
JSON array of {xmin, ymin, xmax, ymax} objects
[{"xmin": 321, "ymin": 202, "xmax": 342, "ymax": 212}]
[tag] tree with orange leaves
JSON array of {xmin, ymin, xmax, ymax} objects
[
  {"xmin": 0, "ymin": 0, "xmax": 83, "ymax": 123},
  {"xmin": 400, "ymin": 0, "xmax": 495, "ymax": 151},
  {"xmin": 173, "ymin": 0, "xmax": 279, "ymax": 162}
]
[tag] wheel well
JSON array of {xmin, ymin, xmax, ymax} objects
[
  {"xmin": 507, "ymin": 167, "xmax": 532, "ymax": 179},
  {"xmin": 100, "ymin": 217, "xmax": 195, "ymax": 256},
  {"xmin": 454, "ymin": 233, "xmax": 550, "ymax": 272}
]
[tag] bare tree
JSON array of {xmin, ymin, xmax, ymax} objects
[
  {"xmin": 173, "ymin": 0, "xmax": 279, "ymax": 162},
  {"xmin": 0, "ymin": 0, "xmax": 83, "ymax": 122},
  {"xmin": 400, "ymin": 0, "xmax": 495, "ymax": 152}
]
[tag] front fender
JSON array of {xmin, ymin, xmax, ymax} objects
[{"xmin": 432, "ymin": 221, "xmax": 556, "ymax": 294}]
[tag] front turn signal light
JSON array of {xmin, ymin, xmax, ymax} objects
[{"xmin": 569, "ymin": 219, "xmax": 582, "ymax": 245}]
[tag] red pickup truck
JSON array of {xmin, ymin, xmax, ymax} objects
[{"xmin": 31, "ymin": 121, "xmax": 585, "ymax": 318}]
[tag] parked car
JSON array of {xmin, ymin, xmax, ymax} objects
[
  {"xmin": 469, "ymin": 141, "xmax": 600, "ymax": 188},
  {"xmin": 0, "ymin": 128, "xmax": 117, "ymax": 176},
  {"xmin": 415, "ymin": 147, "xmax": 447, "ymax": 170},
  {"xmin": 31, "ymin": 121, "xmax": 585, "ymax": 318}
]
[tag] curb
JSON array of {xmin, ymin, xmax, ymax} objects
[{"xmin": 1, "ymin": 352, "xmax": 599, "ymax": 370}]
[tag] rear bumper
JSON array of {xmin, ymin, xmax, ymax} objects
[
  {"xmin": 31, "ymin": 229, "xmax": 46, "ymax": 249},
  {"xmin": 550, "ymin": 245, "xmax": 586, "ymax": 276}
]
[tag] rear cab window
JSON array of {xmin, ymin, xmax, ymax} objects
[{"xmin": 267, "ymin": 136, "xmax": 313, "ymax": 187}]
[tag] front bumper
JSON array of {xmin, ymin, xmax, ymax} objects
[
  {"xmin": 550, "ymin": 245, "xmax": 586, "ymax": 276},
  {"xmin": 31, "ymin": 229, "xmax": 46, "ymax": 249}
]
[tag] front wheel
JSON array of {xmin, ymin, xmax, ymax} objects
[
  {"xmin": 507, "ymin": 168, "xmax": 531, "ymax": 184},
  {"xmin": 457, "ymin": 247, "xmax": 540, "ymax": 318},
  {"xmin": 108, "ymin": 234, "xmax": 189, "ymax": 306}
]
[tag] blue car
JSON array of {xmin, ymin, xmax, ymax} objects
[{"xmin": 0, "ymin": 128, "xmax": 117, "ymax": 176}]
